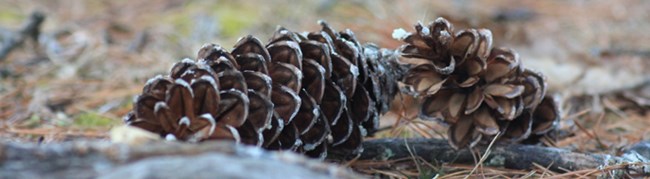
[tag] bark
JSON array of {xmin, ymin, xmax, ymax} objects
[{"xmin": 0, "ymin": 141, "xmax": 363, "ymax": 179}]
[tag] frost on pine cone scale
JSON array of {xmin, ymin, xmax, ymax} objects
[{"xmin": 124, "ymin": 21, "xmax": 403, "ymax": 158}]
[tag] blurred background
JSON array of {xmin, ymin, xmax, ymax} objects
[{"xmin": 1, "ymin": 0, "xmax": 650, "ymax": 174}]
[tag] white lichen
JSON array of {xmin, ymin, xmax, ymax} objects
[{"xmin": 391, "ymin": 28, "xmax": 410, "ymax": 41}]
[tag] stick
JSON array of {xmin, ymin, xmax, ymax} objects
[{"xmin": 329, "ymin": 138, "xmax": 650, "ymax": 175}]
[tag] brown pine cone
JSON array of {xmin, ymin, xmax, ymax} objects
[
  {"xmin": 398, "ymin": 17, "xmax": 560, "ymax": 149},
  {"xmin": 124, "ymin": 21, "xmax": 403, "ymax": 158}
]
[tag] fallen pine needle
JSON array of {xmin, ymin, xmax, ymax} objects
[{"xmin": 465, "ymin": 131, "xmax": 501, "ymax": 179}]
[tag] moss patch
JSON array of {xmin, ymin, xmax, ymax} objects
[{"xmin": 74, "ymin": 112, "xmax": 119, "ymax": 128}]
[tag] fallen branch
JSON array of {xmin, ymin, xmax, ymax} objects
[
  {"xmin": 329, "ymin": 138, "xmax": 650, "ymax": 176},
  {"xmin": 0, "ymin": 11, "xmax": 45, "ymax": 61},
  {"xmin": 0, "ymin": 141, "xmax": 362, "ymax": 179}
]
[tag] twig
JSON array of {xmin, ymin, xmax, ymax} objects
[
  {"xmin": 7, "ymin": 128, "xmax": 108, "ymax": 138},
  {"xmin": 329, "ymin": 138, "xmax": 650, "ymax": 175}
]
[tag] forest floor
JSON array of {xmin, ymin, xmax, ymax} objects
[{"xmin": 1, "ymin": 0, "xmax": 650, "ymax": 178}]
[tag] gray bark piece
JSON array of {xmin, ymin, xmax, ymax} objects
[
  {"xmin": 101, "ymin": 153, "xmax": 344, "ymax": 179},
  {"xmin": 0, "ymin": 141, "xmax": 363, "ymax": 179}
]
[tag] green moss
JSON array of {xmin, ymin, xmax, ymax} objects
[
  {"xmin": 74, "ymin": 112, "xmax": 118, "ymax": 128},
  {"xmin": 216, "ymin": 6, "xmax": 258, "ymax": 38},
  {"xmin": 0, "ymin": 9, "xmax": 24, "ymax": 25},
  {"xmin": 157, "ymin": 1, "xmax": 259, "ymax": 39},
  {"xmin": 22, "ymin": 114, "xmax": 42, "ymax": 128},
  {"xmin": 162, "ymin": 13, "xmax": 194, "ymax": 37}
]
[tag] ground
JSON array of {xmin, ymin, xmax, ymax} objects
[{"xmin": 1, "ymin": 0, "xmax": 650, "ymax": 178}]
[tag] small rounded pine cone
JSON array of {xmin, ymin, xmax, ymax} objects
[{"xmin": 398, "ymin": 17, "xmax": 560, "ymax": 149}]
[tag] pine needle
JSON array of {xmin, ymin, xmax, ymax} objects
[{"xmin": 464, "ymin": 131, "xmax": 501, "ymax": 179}]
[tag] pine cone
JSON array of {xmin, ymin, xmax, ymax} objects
[
  {"xmin": 124, "ymin": 21, "xmax": 402, "ymax": 158},
  {"xmin": 124, "ymin": 17, "xmax": 558, "ymax": 155},
  {"xmin": 398, "ymin": 18, "xmax": 560, "ymax": 149}
]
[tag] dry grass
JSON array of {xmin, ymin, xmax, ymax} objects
[{"xmin": 1, "ymin": 0, "xmax": 650, "ymax": 178}]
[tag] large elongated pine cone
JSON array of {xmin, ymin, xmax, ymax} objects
[
  {"xmin": 124, "ymin": 21, "xmax": 403, "ymax": 158},
  {"xmin": 398, "ymin": 18, "xmax": 560, "ymax": 149}
]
